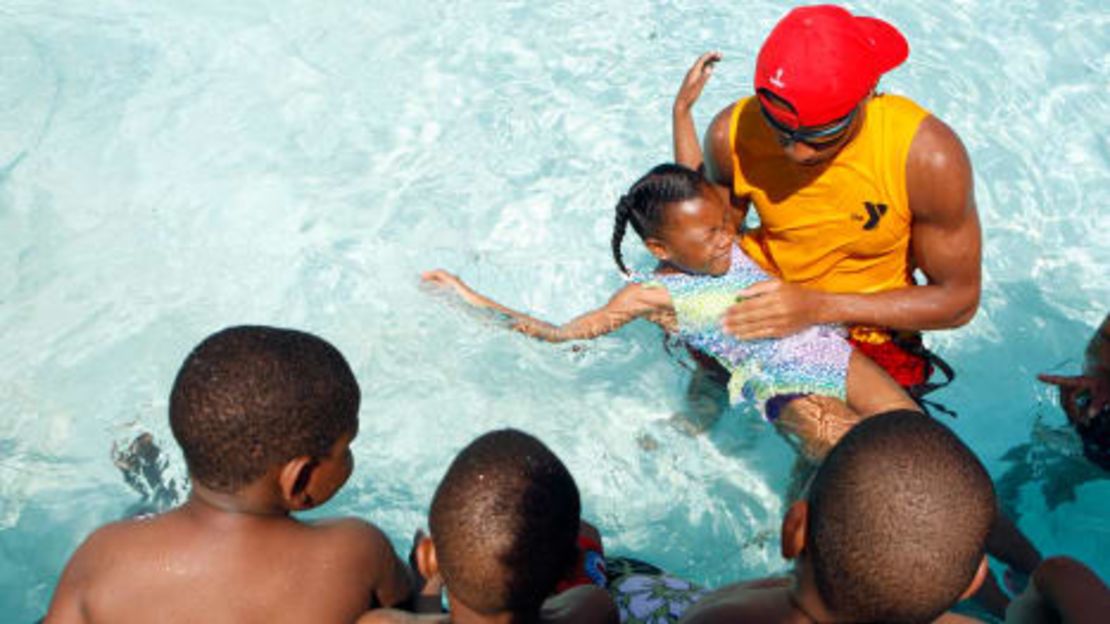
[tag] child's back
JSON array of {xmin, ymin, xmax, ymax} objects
[
  {"xmin": 46, "ymin": 326, "xmax": 411, "ymax": 624},
  {"xmin": 52, "ymin": 507, "xmax": 404, "ymax": 624},
  {"xmin": 681, "ymin": 410, "xmax": 998, "ymax": 624},
  {"xmin": 361, "ymin": 429, "xmax": 617, "ymax": 624}
]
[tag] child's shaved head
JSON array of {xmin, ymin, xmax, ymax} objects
[
  {"xmin": 430, "ymin": 429, "xmax": 580, "ymax": 614},
  {"xmin": 806, "ymin": 410, "xmax": 995, "ymax": 622},
  {"xmin": 169, "ymin": 326, "xmax": 359, "ymax": 492}
]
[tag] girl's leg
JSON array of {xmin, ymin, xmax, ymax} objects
[
  {"xmin": 774, "ymin": 394, "xmax": 867, "ymax": 463},
  {"xmin": 671, "ymin": 358, "xmax": 729, "ymax": 435},
  {"xmin": 845, "ymin": 348, "xmax": 922, "ymax": 416}
]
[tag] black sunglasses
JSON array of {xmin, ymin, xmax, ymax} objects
[{"xmin": 759, "ymin": 103, "xmax": 857, "ymax": 149}]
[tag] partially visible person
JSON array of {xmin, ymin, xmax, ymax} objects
[
  {"xmin": 679, "ymin": 410, "xmax": 996, "ymax": 623},
  {"xmin": 688, "ymin": 5, "xmax": 980, "ymax": 405},
  {"xmin": 359, "ymin": 429, "xmax": 618, "ymax": 624},
  {"xmin": 45, "ymin": 326, "xmax": 412, "ymax": 624},
  {"xmin": 994, "ymin": 314, "xmax": 1110, "ymax": 544},
  {"xmin": 1039, "ymin": 313, "xmax": 1110, "ymax": 470},
  {"xmin": 1006, "ymin": 556, "xmax": 1110, "ymax": 624}
]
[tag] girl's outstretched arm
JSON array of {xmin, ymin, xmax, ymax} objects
[
  {"xmin": 422, "ymin": 270, "xmax": 671, "ymax": 343},
  {"xmin": 673, "ymin": 51, "xmax": 721, "ymax": 170}
]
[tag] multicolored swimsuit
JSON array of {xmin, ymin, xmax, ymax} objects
[{"xmin": 639, "ymin": 245, "xmax": 851, "ymax": 420}]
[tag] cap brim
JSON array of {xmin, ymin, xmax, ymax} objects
[{"xmin": 856, "ymin": 16, "xmax": 909, "ymax": 74}]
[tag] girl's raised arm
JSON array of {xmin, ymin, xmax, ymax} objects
[
  {"xmin": 422, "ymin": 270, "xmax": 670, "ymax": 343},
  {"xmin": 673, "ymin": 51, "xmax": 721, "ymax": 170}
]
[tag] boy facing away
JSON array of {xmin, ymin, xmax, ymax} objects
[
  {"xmin": 360, "ymin": 428, "xmax": 618, "ymax": 624},
  {"xmin": 45, "ymin": 326, "xmax": 412, "ymax": 624},
  {"xmin": 680, "ymin": 410, "xmax": 996, "ymax": 624}
]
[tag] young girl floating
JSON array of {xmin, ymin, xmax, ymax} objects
[
  {"xmin": 422, "ymin": 55, "xmax": 919, "ymax": 462},
  {"xmin": 423, "ymin": 162, "xmax": 918, "ymax": 461}
]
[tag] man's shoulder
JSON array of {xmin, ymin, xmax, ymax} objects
[
  {"xmin": 905, "ymin": 113, "xmax": 975, "ymax": 222},
  {"xmin": 908, "ymin": 114, "xmax": 968, "ymax": 173},
  {"xmin": 704, "ymin": 101, "xmax": 742, "ymax": 186}
]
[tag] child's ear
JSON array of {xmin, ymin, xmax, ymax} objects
[
  {"xmin": 416, "ymin": 535, "xmax": 439, "ymax": 581},
  {"xmin": 781, "ymin": 500, "xmax": 808, "ymax": 560},
  {"xmin": 643, "ymin": 238, "xmax": 670, "ymax": 262},
  {"xmin": 278, "ymin": 456, "xmax": 318, "ymax": 510},
  {"xmin": 958, "ymin": 555, "xmax": 991, "ymax": 601}
]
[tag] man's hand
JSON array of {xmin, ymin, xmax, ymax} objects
[
  {"xmin": 1037, "ymin": 373, "xmax": 1109, "ymax": 427},
  {"xmin": 674, "ymin": 51, "xmax": 722, "ymax": 115},
  {"xmin": 722, "ymin": 280, "xmax": 823, "ymax": 340}
]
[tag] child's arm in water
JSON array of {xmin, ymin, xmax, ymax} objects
[
  {"xmin": 673, "ymin": 51, "xmax": 721, "ymax": 170},
  {"xmin": 422, "ymin": 270, "xmax": 673, "ymax": 342}
]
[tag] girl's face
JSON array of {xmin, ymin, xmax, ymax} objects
[{"xmin": 650, "ymin": 186, "xmax": 733, "ymax": 276}]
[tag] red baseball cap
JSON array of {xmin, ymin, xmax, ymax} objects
[{"xmin": 754, "ymin": 5, "xmax": 909, "ymax": 128}]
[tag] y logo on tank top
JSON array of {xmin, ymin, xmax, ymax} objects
[{"xmin": 857, "ymin": 201, "xmax": 888, "ymax": 230}]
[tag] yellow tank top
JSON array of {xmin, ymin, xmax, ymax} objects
[{"xmin": 730, "ymin": 94, "xmax": 929, "ymax": 294}]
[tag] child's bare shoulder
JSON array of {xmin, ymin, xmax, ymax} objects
[
  {"xmin": 679, "ymin": 578, "xmax": 799, "ymax": 624},
  {"xmin": 613, "ymin": 282, "xmax": 672, "ymax": 309},
  {"xmin": 76, "ymin": 511, "xmax": 185, "ymax": 558},
  {"xmin": 306, "ymin": 517, "xmax": 404, "ymax": 577},
  {"xmin": 541, "ymin": 585, "xmax": 618, "ymax": 624},
  {"xmin": 309, "ymin": 517, "xmax": 392, "ymax": 552},
  {"xmin": 54, "ymin": 511, "xmax": 190, "ymax": 602}
]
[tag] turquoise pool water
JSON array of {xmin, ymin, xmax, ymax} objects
[{"xmin": 1, "ymin": 1, "xmax": 1107, "ymax": 620}]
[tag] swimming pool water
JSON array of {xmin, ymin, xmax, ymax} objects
[{"xmin": 1, "ymin": 1, "xmax": 1107, "ymax": 620}]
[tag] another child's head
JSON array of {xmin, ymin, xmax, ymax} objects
[
  {"xmin": 784, "ymin": 410, "xmax": 995, "ymax": 622},
  {"xmin": 169, "ymin": 325, "xmax": 359, "ymax": 506},
  {"xmin": 611, "ymin": 163, "xmax": 732, "ymax": 277},
  {"xmin": 425, "ymin": 429, "xmax": 581, "ymax": 616}
]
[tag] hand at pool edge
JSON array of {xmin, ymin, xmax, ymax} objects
[{"xmin": 1037, "ymin": 372, "xmax": 1108, "ymax": 427}]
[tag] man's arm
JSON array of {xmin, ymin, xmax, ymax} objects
[{"xmin": 723, "ymin": 115, "xmax": 981, "ymax": 339}]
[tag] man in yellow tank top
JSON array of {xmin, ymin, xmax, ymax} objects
[
  {"xmin": 673, "ymin": 6, "xmax": 1041, "ymax": 617},
  {"xmin": 684, "ymin": 5, "xmax": 981, "ymax": 400}
]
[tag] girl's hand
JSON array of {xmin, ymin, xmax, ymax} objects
[
  {"xmin": 421, "ymin": 269, "xmax": 486, "ymax": 307},
  {"xmin": 674, "ymin": 51, "xmax": 722, "ymax": 115}
]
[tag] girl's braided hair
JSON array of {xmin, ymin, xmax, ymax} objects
[{"xmin": 611, "ymin": 163, "xmax": 706, "ymax": 275}]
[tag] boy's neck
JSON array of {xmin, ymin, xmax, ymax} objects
[
  {"xmin": 448, "ymin": 615, "xmax": 538, "ymax": 624},
  {"xmin": 445, "ymin": 593, "xmax": 540, "ymax": 624},
  {"xmin": 188, "ymin": 479, "xmax": 292, "ymax": 519},
  {"xmin": 787, "ymin": 562, "xmax": 838, "ymax": 623}
]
